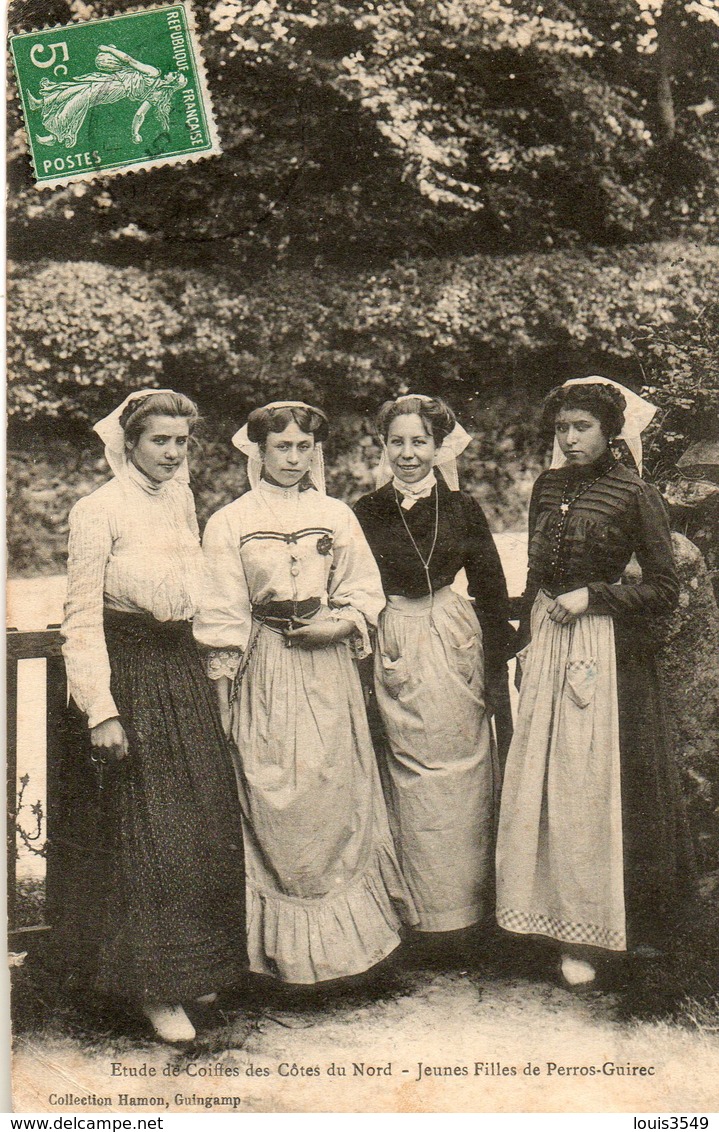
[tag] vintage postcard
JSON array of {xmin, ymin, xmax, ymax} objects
[{"xmin": 6, "ymin": 0, "xmax": 719, "ymax": 1117}]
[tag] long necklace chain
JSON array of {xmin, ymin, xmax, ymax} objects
[
  {"xmin": 551, "ymin": 464, "xmax": 611, "ymax": 583},
  {"xmin": 559, "ymin": 465, "xmax": 611, "ymax": 514},
  {"xmin": 394, "ymin": 485, "xmax": 440, "ymax": 601},
  {"xmin": 259, "ymin": 481, "xmax": 302, "ymax": 585}
]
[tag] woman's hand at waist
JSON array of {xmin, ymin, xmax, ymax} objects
[
  {"xmin": 284, "ymin": 617, "xmax": 354, "ymax": 650},
  {"xmin": 89, "ymin": 717, "xmax": 129, "ymax": 763},
  {"xmin": 547, "ymin": 587, "xmax": 589, "ymax": 625}
]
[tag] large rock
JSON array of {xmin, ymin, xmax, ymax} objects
[{"xmin": 629, "ymin": 534, "xmax": 719, "ymax": 873}]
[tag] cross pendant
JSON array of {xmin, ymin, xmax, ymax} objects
[{"xmin": 560, "ymin": 502, "xmax": 570, "ymax": 514}]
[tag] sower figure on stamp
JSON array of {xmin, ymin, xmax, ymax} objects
[
  {"xmin": 496, "ymin": 378, "xmax": 696, "ymax": 990},
  {"xmin": 60, "ymin": 390, "xmax": 247, "ymax": 1044},
  {"xmin": 28, "ymin": 44, "xmax": 187, "ymax": 148}
]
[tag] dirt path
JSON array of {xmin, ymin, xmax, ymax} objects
[{"xmin": 12, "ymin": 966, "xmax": 719, "ymax": 1113}]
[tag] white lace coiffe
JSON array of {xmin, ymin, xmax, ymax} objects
[
  {"xmin": 550, "ymin": 377, "xmax": 657, "ymax": 475},
  {"xmin": 232, "ymin": 401, "xmax": 327, "ymax": 493}
]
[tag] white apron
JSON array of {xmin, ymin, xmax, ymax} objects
[
  {"xmin": 231, "ymin": 607, "xmax": 416, "ymax": 984},
  {"xmin": 496, "ymin": 590, "xmax": 626, "ymax": 951},
  {"xmin": 375, "ymin": 586, "xmax": 498, "ymax": 932}
]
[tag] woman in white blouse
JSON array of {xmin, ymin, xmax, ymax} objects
[
  {"xmin": 61, "ymin": 390, "xmax": 246, "ymax": 1043},
  {"xmin": 194, "ymin": 400, "xmax": 417, "ymax": 986}
]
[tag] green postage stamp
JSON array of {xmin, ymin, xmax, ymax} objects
[{"xmin": 10, "ymin": 3, "xmax": 220, "ymax": 189}]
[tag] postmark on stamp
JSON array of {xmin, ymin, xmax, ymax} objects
[{"xmin": 10, "ymin": 3, "xmax": 221, "ymax": 189}]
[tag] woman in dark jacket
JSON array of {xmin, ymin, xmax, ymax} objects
[
  {"xmin": 354, "ymin": 394, "xmax": 515, "ymax": 942},
  {"xmin": 496, "ymin": 378, "xmax": 694, "ymax": 989}
]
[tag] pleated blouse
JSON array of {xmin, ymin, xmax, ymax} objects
[
  {"xmin": 61, "ymin": 465, "xmax": 205, "ymax": 729},
  {"xmin": 522, "ymin": 452, "xmax": 679, "ymax": 631}
]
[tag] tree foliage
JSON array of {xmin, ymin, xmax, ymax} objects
[
  {"xmin": 639, "ymin": 300, "xmax": 719, "ymax": 477},
  {"xmin": 211, "ymin": 0, "xmax": 719, "ymax": 227},
  {"xmin": 7, "ymin": 0, "xmax": 719, "ymax": 270}
]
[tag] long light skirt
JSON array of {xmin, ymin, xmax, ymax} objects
[
  {"xmin": 496, "ymin": 591, "xmax": 626, "ymax": 951},
  {"xmin": 230, "ymin": 615, "xmax": 416, "ymax": 984},
  {"xmin": 374, "ymin": 587, "xmax": 497, "ymax": 932}
]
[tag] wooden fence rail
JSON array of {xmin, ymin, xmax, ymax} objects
[
  {"xmin": 7, "ymin": 599, "xmax": 524, "ymax": 949},
  {"xmin": 7, "ymin": 626, "xmax": 66, "ymax": 948}
]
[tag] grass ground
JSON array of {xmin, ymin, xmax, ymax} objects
[{"xmin": 11, "ymin": 894, "xmax": 719, "ymax": 1113}]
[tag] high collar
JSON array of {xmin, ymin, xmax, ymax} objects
[
  {"xmin": 555, "ymin": 449, "xmax": 616, "ymax": 482},
  {"xmin": 392, "ymin": 468, "xmax": 437, "ymax": 508},
  {"xmin": 259, "ymin": 477, "xmax": 302, "ymax": 503},
  {"xmin": 126, "ymin": 458, "xmax": 167, "ymax": 497},
  {"xmin": 368, "ymin": 473, "xmax": 454, "ymax": 514}
]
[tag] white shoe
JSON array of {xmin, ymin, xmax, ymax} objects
[
  {"xmin": 142, "ymin": 1003, "xmax": 196, "ymax": 1043},
  {"xmin": 195, "ymin": 992, "xmax": 218, "ymax": 1005},
  {"xmin": 560, "ymin": 955, "xmax": 596, "ymax": 988}
]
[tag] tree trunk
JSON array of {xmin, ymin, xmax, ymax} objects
[{"xmin": 656, "ymin": 42, "xmax": 676, "ymax": 144}]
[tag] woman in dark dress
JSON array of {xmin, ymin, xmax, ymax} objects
[
  {"xmin": 496, "ymin": 378, "xmax": 695, "ymax": 988},
  {"xmin": 61, "ymin": 390, "xmax": 246, "ymax": 1042},
  {"xmin": 354, "ymin": 395, "xmax": 515, "ymax": 942}
]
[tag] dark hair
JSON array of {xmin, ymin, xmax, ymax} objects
[
  {"xmin": 375, "ymin": 395, "xmax": 456, "ymax": 445},
  {"xmin": 541, "ymin": 382, "xmax": 626, "ymax": 440},
  {"xmin": 246, "ymin": 404, "xmax": 329, "ymax": 446},
  {"xmin": 120, "ymin": 391, "xmax": 199, "ymax": 447}
]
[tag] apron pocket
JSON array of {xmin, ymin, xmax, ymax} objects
[
  {"xmin": 379, "ymin": 654, "xmax": 408, "ymax": 699},
  {"xmin": 450, "ymin": 634, "xmax": 480, "ymax": 683},
  {"xmin": 565, "ymin": 657, "xmax": 597, "ymax": 708}
]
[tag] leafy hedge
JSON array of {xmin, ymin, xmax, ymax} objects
[
  {"xmin": 8, "ymin": 239, "xmax": 719, "ymax": 574},
  {"xmin": 8, "ymin": 241, "xmax": 719, "ymax": 432}
]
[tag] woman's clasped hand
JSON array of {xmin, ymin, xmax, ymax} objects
[
  {"xmin": 283, "ymin": 616, "xmax": 354, "ymax": 649},
  {"xmin": 546, "ymin": 587, "xmax": 590, "ymax": 624},
  {"xmin": 89, "ymin": 716, "xmax": 129, "ymax": 762}
]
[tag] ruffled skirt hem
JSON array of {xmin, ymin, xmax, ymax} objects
[{"xmin": 246, "ymin": 841, "xmax": 414, "ymax": 984}]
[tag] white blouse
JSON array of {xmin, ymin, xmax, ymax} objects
[
  {"xmin": 193, "ymin": 480, "xmax": 385, "ymax": 676},
  {"xmin": 61, "ymin": 466, "xmax": 205, "ymax": 728}
]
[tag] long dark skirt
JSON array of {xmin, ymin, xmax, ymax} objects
[
  {"xmin": 56, "ymin": 612, "xmax": 246, "ymax": 1004},
  {"xmin": 616, "ymin": 637, "xmax": 697, "ymax": 951}
]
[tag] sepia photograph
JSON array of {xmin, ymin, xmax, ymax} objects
[{"xmin": 5, "ymin": 0, "xmax": 719, "ymax": 1115}]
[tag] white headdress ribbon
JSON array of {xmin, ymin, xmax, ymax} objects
[
  {"xmin": 232, "ymin": 401, "xmax": 326, "ymax": 493},
  {"xmin": 374, "ymin": 394, "xmax": 473, "ymax": 491},
  {"xmin": 550, "ymin": 377, "xmax": 657, "ymax": 474},
  {"xmin": 93, "ymin": 388, "xmax": 190, "ymax": 482}
]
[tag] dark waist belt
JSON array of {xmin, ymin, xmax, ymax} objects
[
  {"xmin": 252, "ymin": 597, "xmax": 322, "ymax": 631},
  {"xmin": 103, "ymin": 609, "xmax": 192, "ymax": 638}
]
